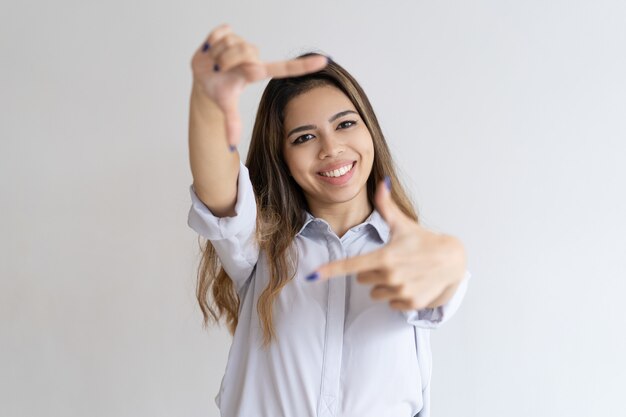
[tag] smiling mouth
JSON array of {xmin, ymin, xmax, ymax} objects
[{"xmin": 318, "ymin": 162, "xmax": 356, "ymax": 178}]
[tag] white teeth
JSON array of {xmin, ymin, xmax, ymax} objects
[{"xmin": 320, "ymin": 163, "xmax": 353, "ymax": 178}]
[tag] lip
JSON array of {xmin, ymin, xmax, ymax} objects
[{"xmin": 316, "ymin": 161, "xmax": 357, "ymax": 186}]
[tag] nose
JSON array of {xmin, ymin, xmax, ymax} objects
[{"xmin": 317, "ymin": 132, "xmax": 344, "ymax": 159}]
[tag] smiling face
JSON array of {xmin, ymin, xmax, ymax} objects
[{"xmin": 282, "ymin": 84, "xmax": 375, "ymax": 214}]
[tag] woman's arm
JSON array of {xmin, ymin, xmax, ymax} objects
[
  {"xmin": 188, "ymin": 82, "xmax": 239, "ymax": 217},
  {"xmin": 188, "ymin": 25, "xmax": 245, "ymax": 217}
]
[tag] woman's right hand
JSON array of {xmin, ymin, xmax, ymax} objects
[{"xmin": 190, "ymin": 24, "xmax": 329, "ymax": 149}]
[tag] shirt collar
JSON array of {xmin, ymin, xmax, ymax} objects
[
  {"xmin": 366, "ymin": 209, "xmax": 391, "ymax": 243},
  {"xmin": 297, "ymin": 209, "xmax": 390, "ymax": 244},
  {"xmin": 296, "ymin": 211, "xmax": 314, "ymax": 235}
]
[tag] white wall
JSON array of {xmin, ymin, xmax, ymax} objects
[{"xmin": 2, "ymin": 1, "xmax": 625, "ymax": 416}]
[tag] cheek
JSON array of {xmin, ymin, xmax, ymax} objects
[
  {"xmin": 360, "ymin": 137, "xmax": 375, "ymax": 162},
  {"xmin": 285, "ymin": 156, "xmax": 311, "ymax": 182},
  {"xmin": 282, "ymin": 149, "xmax": 298, "ymax": 175},
  {"xmin": 362, "ymin": 142, "xmax": 375, "ymax": 175}
]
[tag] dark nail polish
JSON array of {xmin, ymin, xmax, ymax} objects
[
  {"xmin": 229, "ymin": 145, "xmax": 236, "ymax": 152},
  {"xmin": 213, "ymin": 63, "xmax": 220, "ymax": 72},
  {"xmin": 384, "ymin": 176, "xmax": 391, "ymax": 191},
  {"xmin": 306, "ymin": 272, "xmax": 319, "ymax": 282},
  {"xmin": 202, "ymin": 42, "xmax": 210, "ymax": 52}
]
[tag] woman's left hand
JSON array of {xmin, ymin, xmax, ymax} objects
[{"xmin": 310, "ymin": 178, "xmax": 467, "ymax": 311}]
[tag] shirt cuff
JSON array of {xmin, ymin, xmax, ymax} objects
[
  {"xmin": 187, "ymin": 162, "xmax": 256, "ymax": 241},
  {"xmin": 404, "ymin": 270, "xmax": 471, "ymax": 329}
]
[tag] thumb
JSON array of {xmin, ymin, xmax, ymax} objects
[
  {"xmin": 374, "ymin": 176, "xmax": 406, "ymax": 230},
  {"xmin": 222, "ymin": 98, "xmax": 241, "ymax": 150}
]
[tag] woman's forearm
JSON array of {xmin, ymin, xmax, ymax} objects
[{"xmin": 188, "ymin": 81, "xmax": 239, "ymax": 217}]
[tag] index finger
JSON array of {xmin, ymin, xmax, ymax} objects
[
  {"xmin": 206, "ymin": 24, "xmax": 232, "ymax": 49},
  {"xmin": 308, "ymin": 249, "xmax": 385, "ymax": 282},
  {"xmin": 264, "ymin": 55, "xmax": 329, "ymax": 79}
]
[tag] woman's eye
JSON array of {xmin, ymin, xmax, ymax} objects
[
  {"xmin": 293, "ymin": 133, "xmax": 314, "ymax": 145},
  {"xmin": 337, "ymin": 120, "xmax": 356, "ymax": 129}
]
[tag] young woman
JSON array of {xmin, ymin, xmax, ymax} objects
[{"xmin": 187, "ymin": 24, "xmax": 470, "ymax": 417}]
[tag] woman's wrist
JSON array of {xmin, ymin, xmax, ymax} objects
[{"xmin": 190, "ymin": 81, "xmax": 224, "ymax": 121}]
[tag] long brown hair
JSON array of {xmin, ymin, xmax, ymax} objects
[{"xmin": 195, "ymin": 55, "xmax": 419, "ymax": 347}]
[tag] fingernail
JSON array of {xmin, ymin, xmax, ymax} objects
[
  {"xmin": 202, "ymin": 42, "xmax": 210, "ymax": 52},
  {"xmin": 384, "ymin": 176, "xmax": 391, "ymax": 191},
  {"xmin": 305, "ymin": 272, "xmax": 319, "ymax": 282},
  {"xmin": 229, "ymin": 145, "xmax": 236, "ymax": 152},
  {"xmin": 213, "ymin": 63, "xmax": 220, "ymax": 72}
]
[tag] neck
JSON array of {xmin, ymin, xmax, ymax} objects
[{"xmin": 306, "ymin": 191, "xmax": 373, "ymax": 238}]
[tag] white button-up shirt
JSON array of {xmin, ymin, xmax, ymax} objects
[{"xmin": 188, "ymin": 162, "xmax": 470, "ymax": 417}]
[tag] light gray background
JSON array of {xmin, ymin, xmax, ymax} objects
[{"xmin": 2, "ymin": 0, "xmax": 625, "ymax": 416}]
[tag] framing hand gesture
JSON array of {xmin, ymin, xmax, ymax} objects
[
  {"xmin": 309, "ymin": 179, "xmax": 467, "ymax": 312},
  {"xmin": 191, "ymin": 24, "xmax": 329, "ymax": 148}
]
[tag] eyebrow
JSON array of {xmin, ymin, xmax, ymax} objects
[{"xmin": 286, "ymin": 110, "xmax": 358, "ymax": 138}]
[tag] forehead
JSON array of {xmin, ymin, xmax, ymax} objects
[{"xmin": 283, "ymin": 85, "xmax": 356, "ymax": 126}]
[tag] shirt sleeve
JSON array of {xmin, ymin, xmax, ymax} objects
[
  {"xmin": 403, "ymin": 270, "xmax": 471, "ymax": 329},
  {"xmin": 187, "ymin": 162, "xmax": 260, "ymax": 293}
]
